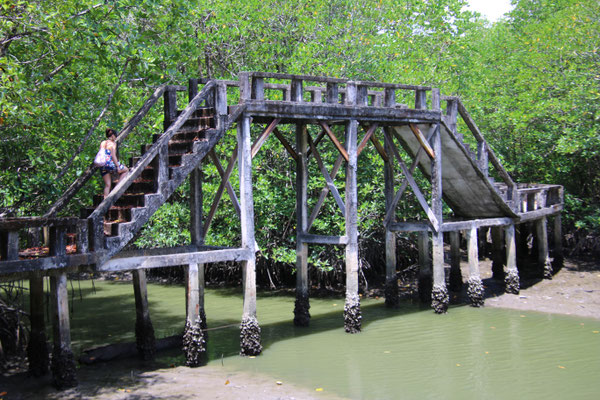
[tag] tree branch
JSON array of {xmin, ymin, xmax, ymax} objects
[{"xmin": 55, "ymin": 58, "xmax": 130, "ymax": 181}]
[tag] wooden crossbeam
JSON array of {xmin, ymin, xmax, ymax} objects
[
  {"xmin": 383, "ymin": 125, "xmax": 436, "ymax": 226},
  {"xmin": 273, "ymin": 127, "xmax": 298, "ymax": 162},
  {"xmin": 369, "ymin": 134, "xmax": 389, "ymax": 162},
  {"xmin": 205, "ymin": 146, "xmax": 238, "ymax": 233},
  {"xmin": 357, "ymin": 123, "xmax": 379, "ymax": 156},
  {"xmin": 409, "ymin": 124, "xmax": 435, "ymax": 159},
  {"xmin": 307, "ymin": 154, "xmax": 345, "ymax": 230},
  {"xmin": 307, "ymin": 128, "xmax": 326, "ymax": 159},
  {"xmin": 251, "ymin": 119, "xmax": 280, "ymax": 158},
  {"xmin": 383, "ymin": 128, "xmax": 440, "ymax": 231},
  {"xmin": 319, "ymin": 122, "xmax": 349, "ymax": 162},
  {"xmin": 307, "ymin": 134, "xmax": 346, "ymax": 216},
  {"xmin": 208, "ymin": 150, "xmax": 241, "ymax": 216}
]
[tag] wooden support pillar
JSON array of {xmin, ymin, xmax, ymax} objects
[
  {"xmin": 491, "ymin": 226, "xmax": 505, "ymax": 281},
  {"xmin": 430, "ymin": 124, "xmax": 448, "ymax": 314},
  {"xmin": 535, "ymin": 217, "xmax": 553, "ymax": 279},
  {"xmin": 163, "ymin": 86, "xmax": 177, "ymax": 131},
  {"xmin": 238, "ymin": 115, "xmax": 262, "ymax": 355},
  {"xmin": 28, "ymin": 273, "xmax": 49, "ymax": 377},
  {"xmin": 384, "ymin": 128, "xmax": 398, "ymax": 307},
  {"xmin": 478, "ymin": 227, "xmax": 488, "ymax": 259},
  {"xmin": 189, "ymin": 165, "xmax": 207, "ymax": 332},
  {"xmin": 344, "ymin": 118, "xmax": 361, "ymax": 333},
  {"xmin": 504, "ymin": 224, "xmax": 520, "ymax": 294},
  {"xmin": 294, "ymin": 124, "xmax": 311, "ymax": 325},
  {"xmin": 50, "ymin": 272, "xmax": 77, "ymax": 389},
  {"xmin": 448, "ymin": 231, "xmax": 463, "ymax": 292},
  {"xmin": 418, "ymin": 231, "xmax": 432, "ymax": 303},
  {"xmin": 553, "ymin": 214, "xmax": 563, "ymax": 271},
  {"xmin": 466, "ymin": 227, "xmax": 485, "ymax": 307},
  {"xmin": 183, "ymin": 263, "xmax": 206, "ymax": 366},
  {"xmin": 132, "ymin": 269, "xmax": 155, "ymax": 361}
]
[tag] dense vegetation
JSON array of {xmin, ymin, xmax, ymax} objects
[{"xmin": 1, "ymin": 0, "xmax": 598, "ymax": 280}]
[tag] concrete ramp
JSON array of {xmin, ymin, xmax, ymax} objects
[{"xmin": 392, "ymin": 124, "xmax": 517, "ymax": 219}]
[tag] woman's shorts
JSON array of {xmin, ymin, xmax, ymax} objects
[{"xmin": 100, "ymin": 159, "xmax": 125, "ymax": 176}]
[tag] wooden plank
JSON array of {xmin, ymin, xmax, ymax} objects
[
  {"xmin": 383, "ymin": 128, "xmax": 439, "ymax": 231},
  {"xmin": 99, "ymin": 248, "xmax": 253, "ymax": 271},
  {"xmin": 319, "ymin": 122, "xmax": 349, "ymax": 162},
  {"xmin": 440, "ymin": 217, "xmax": 514, "ymax": 231},
  {"xmin": 518, "ymin": 204, "xmax": 562, "ymax": 222},
  {"xmin": 389, "ymin": 222, "xmax": 431, "ymax": 232},
  {"xmin": 251, "ymin": 119, "xmax": 280, "ymax": 158},
  {"xmin": 273, "ymin": 127, "xmax": 299, "ymax": 162},
  {"xmin": 298, "ymin": 233, "xmax": 348, "ymax": 245},
  {"xmin": 307, "ymin": 134, "xmax": 346, "ymax": 216},
  {"xmin": 0, "ymin": 217, "xmax": 80, "ymax": 230}
]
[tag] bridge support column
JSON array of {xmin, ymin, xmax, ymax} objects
[
  {"xmin": 344, "ymin": 119, "xmax": 361, "ymax": 333},
  {"xmin": 418, "ymin": 232, "xmax": 432, "ymax": 303},
  {"xmin": 132, "ymin": 269, "xmax": 155, "ymax": 361},
  {"xmin": 384, "ymin": 134, "xmax": 398, "ymax": 307},
  {"xmin": 294, "ymin": 124, "xmax": 310, "ymax": 326},
  {"xmin": 553, "ymin": 215, "xmax": 563, "ymax": 271},
  {"xmin": 491, "ymin": 226, "xmax": 505, "ymax": 281},
  {"xmin": 504, "ymin": 224, "xmax": 520, "ymax": 294},
  {"xmin": 28, "ymin": 273, "xmax": 49, "ymax": 377},
  {"xmin": 50, "ymin": 272, "xmax": 77, "ymax": 389},
  {"xmin": 189, "ymin": 165, "xmax": 208, "ymax": 334},
  {"xmin": 430, "ymin": 124, "xmax": 448, "ymax": 314},
  {"xmin": 466, "ymin": 227, "xmax": 485, "ymax": 307},
  {"xmin": 238, "ymin": 115, "xmax": 262, "ymax": 355},
  {"xmin": 448, "ymin": 231, "xmax": 463, "ymax": 292},
  {"xmin": 535, "ymin": 217, "xmax": 553, "ymax": 279},
  {"xmin": 183, "ymin": 263, "xmax": 206, "ymax": 366}
]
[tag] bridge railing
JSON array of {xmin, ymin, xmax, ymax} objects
[
  {"xmin": 442, "ymin": 95, "xmax": 518, "ymax": 208},
  {"xmin": 227, "ymin": 72, "xmax": 436, "ymax": 110}
]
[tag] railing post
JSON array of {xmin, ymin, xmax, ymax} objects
[
  {"xmin": 356, "ymin": 85, "xmax": 368, "ymax": 106},
  {"xmin": 215, "ymin": 81, "xmax": 228, "ymax": 130},
  {"xmin": 163, "ymin": 86, "xmax": 177, "ymax": 131},
  {"xmin": 345, "ymin": 82, "xmax": 357, "ymax": 106},
  {"xmin": 431, "ymin": 88, "xmax": 440, "ymax": 111},
  {"xmin": 326, "ymin": 82, "xmax": 339, "ymax": 104},
  {"xmin": 291, "ymin": 78, "xmax": 303, "ymax": 102},
  {"xmin": 239, "ymin": 72, "xmax": 251, "ymax": 101},
  {"xmin": 384, "ymin": 88, "xmax": 396, "ymax": 108},
  {"xmin": 251, "ymin": 76, "xmax": 264, "ymax": 100},
  {"xmin": 75, "ymin": 220, "xmax": 88, "ymax": 254},
  {"xmin": 477, "ymin": 141, "xmax": 489, "ymax": 176},
  {"xmin": 445, "ymin": 98, "xmax": 458, "ymax": 133},
  {"xmin": 311, "ymin": 88, "xmax": 322, "ymax": 103},
  {"xmin": 415, "ymin": 89, "xmax": 427, "ymax": 109}
]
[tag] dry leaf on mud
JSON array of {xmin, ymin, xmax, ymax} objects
[{"xmin": 225, "ymin": 380, "xmax": 230, "ymax": 385}]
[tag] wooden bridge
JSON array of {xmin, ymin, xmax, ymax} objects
[{"xmin": 0, "ymin": 72, "xmax": 563, "ymax": 388}]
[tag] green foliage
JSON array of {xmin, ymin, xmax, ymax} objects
[{"xmin": 134, "ymin": 202, "xmax": 190, "ymax": 248}]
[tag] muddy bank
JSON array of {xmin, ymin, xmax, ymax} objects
[{"xmin": 482, "ymin": 258, "xmax": 600, "ymax": 320}]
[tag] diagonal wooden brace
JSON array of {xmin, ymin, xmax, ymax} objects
[
  {"xmin": 383, "ymin": 128, "xmax": 440, "ymax": 232},
  {"xmin": 319, "ymin": 122, "xmax": 349, "ymax": 162},
  {"xmin": 307, "ymin": 134, "xmax": 346, "ymax": 216}
]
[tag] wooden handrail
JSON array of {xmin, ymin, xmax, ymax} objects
[
  {"xmin": 88, "ymin": 80, "xmax": 217, "ymax": 221},
  {"xmin": 454, "ymin": 98, "xmax": 517, "ymax": 202},
  {"xmin": 43, "ymin": 85, "xmax": 168, "ymax": 218}
]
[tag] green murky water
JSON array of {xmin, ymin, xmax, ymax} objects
[{"xmin": 62, "ymin": 280, "xmax": 600, "ymax": 399}]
